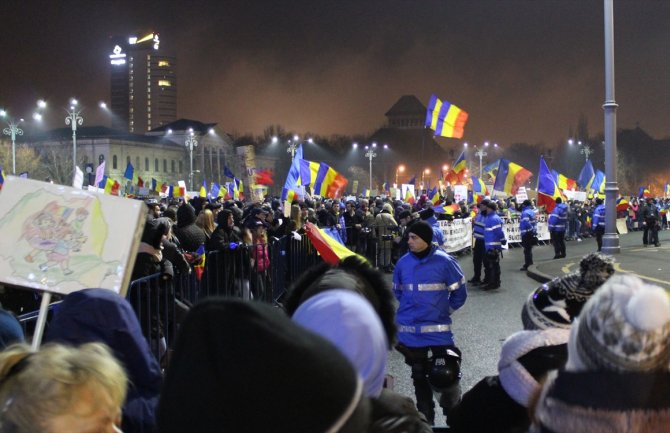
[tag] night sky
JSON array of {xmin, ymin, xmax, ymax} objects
[{"xmin": 2, "ymin": 0, "xmax": 669, "ymax": 148}]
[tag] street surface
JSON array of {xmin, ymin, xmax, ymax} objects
[{"xmin": 386, "ymin": 229, "xmax": 670, "ymax": 427}]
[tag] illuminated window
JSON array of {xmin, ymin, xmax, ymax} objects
[
  {"xmin": 158, "ymin": 80, "xmax": 171, "ymax": 87},
  {"xmin": 158, "ymin": 60, "xmax": 170, "ymax": 67}
]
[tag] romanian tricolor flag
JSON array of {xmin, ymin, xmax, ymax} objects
[
  {"xmin": 362, "ymin": 188, "xmax": 370, "ymax": 198},
  {"xmin": 616, "ymin": 197, "xmax": 629, "ymax": 213},
  {"xmin": 578, "ymin": 160, "xmax": 595, "ymax": 190},
  {"xmin": 592, "ymin": 170, "xmax": 606, "ymax": 195},
  {"xmin": 537, "ymin": 156, "xmax": 562, "ymax": 213},
  {"xmin": 429, "ymin": 186, "xmax": 440, "ymax": 205},
  {"xmin": 483, "ymin": 160, "xmax": 500, "ymax": 182},
  {"xmin": 299, "ymin": 159, "xmax": 348, "ymax": 198},
  {"xmin": 137, "ymin": 176, "xmax": 144, "ymax": 188},
  {"xmin": 471, "ymin": 175, "xmax": 487, "ymax": 203},
  {"xmin": 551, "ymin": 170, "xmax": 577, "ymax": 191},
  {"xmin": 404, "ymin": 189, "xmax": 416, "ymax": 205},
  {"xmin": 493, "ymin": 159, "xmax": 533, "ymax": 196},
  {"xmin": 0, "ymin": 166, "xmax": 5, "ymax": 190},
  {"xmin": 304, "ymin": 221, "xmax": 362, "ymax": 265},
  {"xmin": 199, "ymin": 180, "xmax": 207, "ymax": 198},
  {"xmin": 193, "ymin": 244, "xmax": 206, "ymax": 281},
  {"xmin": 639, "ymin": 186, "xmax": 651, "ymax": 198},
  {"xmin": 447, "ymin": 151, "xmax": 467, "ymax": 184},
  {"xmin": 434, "ymin": 204, "xmax": 459, "ymax": 215},
  {"xmin": 665, "ymin": 182, "xmax": 670, "ymax": 198},
  {"xmin": 104, "ymin": 178, "xmax": 115, "ymax": 195},
  {"xmin": 174, "ymin": 185, "xmax": 186, "ymax": 198},
  {"xmin": 425, "ymin": 94, "xmax": 469, "ymax": 139}
]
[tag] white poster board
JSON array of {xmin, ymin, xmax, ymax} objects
[
  {"xmin": 453, "ymin": 185, "xmax": 468, "ymax": 203},
  {"xmin": 401, "ymin": 184, "xmax": 415, "ymax": 201},
  {"xmin": 515, "ymin": 187, "xmax": 528, "ymax": 202},
  {"xmin": 438, "ymin": 217, "xmax": 472, "ymax": 253},
  {"xmin": 563, "ymin": 190, "xmax": 588, "ymax": 202},
  {"xmin": 501, "ymin": 214, "xmax": 550, "ymax": 245},
  {"xmin": 0, "ymin": 176, "xmax": 145, "ymax": 296}
]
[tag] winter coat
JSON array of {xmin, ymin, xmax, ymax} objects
[
  {"xmin": 484, "ymin": 212, "xmax": 505, "ymax": 251},
  {"xmin": 592, "ymin": 204, "xmax": 606, "ymax": 231},
  {"xmin": 369, "ymin": 389, "xmax": 434, "ymax": 433},
  {"xmin": 393, "ymin": 245, "xmax": 467, "ymax": 347},
  {"xmin": 45, "ymin": 289, "xmax": 163, "ymax": 433},
  {"xmin": 375, "ymin": 211, "xmax": 398, "ymax": 238},
  {"xmin": 548, "ymin": 203, "xmax": 568, "ymax": 232},
  {"xmin": 174, "ymin": 204, "xmax": 207, "ymax": 252},
  {"xmin": 519, "ymin": 206, "xmax": 537, "ymax": 235},
  {"xmin": 473, "ymin": 212, "xmax": 486, "ymax": 241}
]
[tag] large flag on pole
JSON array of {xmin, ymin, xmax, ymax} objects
[
  {"xmin": 281, "ymin": 144, "xmax": 303, "ymax": 201},
  {"xmin": 425, "ymin": 94, "xmax": 469, "ymax": 139},
  {"xmin": 299, "ymin": 159, "xmax": 348, "ymax": 198},
  {"xmin": 577, "ymin": 160, "xmax": 595, "ymax": 190},
  {"xmin": 493, "ymin": 159, "xmax": 533, "ymax": 196},
  {"xmin": 124, "ymin": 161, "xmax": 134, "ymax": 180},
  {"xmin": 447, "ymin": 151, "xmax": 467, "ymax": 184},
  {"xmin": 537, "ymin": 156, "xmax": 562, "ymax": 213},
  {"xmin": 591, "ymin": 170, "xmax": 606, "ymax": 195},
  {"xmin": 551, "ymin": 169, "xmax": 577, "ymax": 191},
  {"xmin": 471, "ymin": 175, "xmax": 487, "ymax": 203}
]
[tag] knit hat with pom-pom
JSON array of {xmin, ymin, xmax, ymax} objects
[{"xmin": 567, "ymin": 274, "xmax": 670, "ymax": 372}]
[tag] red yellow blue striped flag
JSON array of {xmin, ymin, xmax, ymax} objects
[
  {"xmin": 493, "ymin": 159, "xmax": 533, "ymax": 196},
  {"xmin": 425, "ymin": 94, "xmax": 469, "ymax": 139}
]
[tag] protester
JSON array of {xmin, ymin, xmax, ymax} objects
[
  {"xmin": 195, "ymin": 208, "xmax": 216, "ymax": 241},
  {"xmin": 642, "ymin": 197, "xmax": 661, "ymax": 247},
  {"xmin": 393, "ymin": 220, "xmax": 467, "ymax": 425},
  {"xmin": 522, "ymin": 252, "xmax": 615, "ymax": 330},
  {"xmin": 156, "ymin": 298, "xmax": 371, "ymax": 433},
  {"xmin": 375, "ymin": 202, "xmax": 398, "ymax": 272},
  {"xmin": 532, "ymin": 274, "xmax": 670, "ymax": 432},
  {"xmin": 45, "ymin": 288, "xmax": 162, "ymax": 433},
  {"xmin": 173, "ymin": 202, "xmax": 207, "ymax": 253},
  {"xmin": 449, "ymin": 328, "xmax": 569, "ymax": 433},
  {"xmin": 0, "ymin": 342, "xmax": 127, "ymax": 433},
  {"xmin": 0, "ymin": 307, "xmax": 24, "ymax": 349},
  {"xmin": 131, "ymin": 217, "xmax": 173, "ymax": 281}
]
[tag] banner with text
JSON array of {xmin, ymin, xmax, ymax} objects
[{"xmin": 438, "ymin": 217, "xmax": 472, "ymax": 253}]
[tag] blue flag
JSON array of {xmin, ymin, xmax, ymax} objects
[
  {"xmin": 224, "ymin": 166, "xmax": 236, "ymax": 179},
  {"xmin": 578, "ymin": 160, "xmax": 595, "ymax": 190},
  {"xmin": 124, "ymin": 162, "xmax": 134, "ymax": 180}
]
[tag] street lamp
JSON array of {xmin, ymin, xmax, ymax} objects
[
  {"xmin": 422, "ymin": 168, "xmax": 431, "ymax": 190},
  {"xmin": 185, "ymin": 131, "xmax": 199, "ymax": 191},
  {"xmin": 364, "ymin": 143, "xmax": 377, "ymax": 191},
  {"xmin": 395, "ymin": 164, "xmax": 405, "ymax": 186},
  {"xmin": 1, "ymin": 115, "xmax": 23, "ymax": 175},
  {"xmin": 568, "ymin": 139, "xmax": 594, "ymax": 161},
  {"xmin": 65, "ymin": 99, "xmax": 84, "ymax": 178}
]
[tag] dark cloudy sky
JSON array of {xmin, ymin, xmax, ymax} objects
[{"xmin": 1, "ymin": 0, "xmax": 669, "ymax": 148}]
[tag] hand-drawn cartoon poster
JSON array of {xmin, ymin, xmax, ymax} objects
[{"xmin": 0, "ymin": 176, "xmax": 145, "ymax": 296}]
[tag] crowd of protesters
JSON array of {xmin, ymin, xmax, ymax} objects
[{"xmin": 1, "ymin": 190, "xmax": 670, "ymax": 432}]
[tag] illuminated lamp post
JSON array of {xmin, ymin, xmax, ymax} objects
[
  {"xmin": 185, "ymin": 130, "xmax": 199, "ymax": 191},
  {"xmin": 364, "ymin": 143, "xmax": 377, "ymax": 191},
  {"xmin": 65, "ymin": 99, "xmax": 84, "ymax": 177},
  {"xmin": 1, "ymin": 113, "xmax": 23, "ymax": 175},
  {"xmin": 395, "ymin": 164, "xmax": 405, "ymax": 187}
]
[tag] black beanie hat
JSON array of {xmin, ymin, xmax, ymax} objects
[
  {"xmin": 176, "ymin": 203, "xmax": 196, "ymax": 228},
  {"xmin": 157, "ymin": 299, "xmax": 365, "ymax": 433},
  {"xmin": 140, "ymin": 218, "xmax": 169, "ymax": 249},
  {"xmin": 407, "ymin": 220, "xmax": 433, "ymax": 245}
]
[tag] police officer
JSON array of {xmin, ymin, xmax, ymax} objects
[
  {"xmin": 548, "ymin": 197, "xmax": 568, "ymax": 259},
  {"xmin": 467, "ymin": 199, "xmax": 489, "ymax": 286},
  {"xmin": 642, "ymin": 197, "xmax": 661, "ymax": 247},
  {"xmin": 592, "ymin": 197, "xmax": 606, "ymax": 251},
  {"xmin": 393, "ymin": 220, "xmax": 467, "ymax": 425},
  {"xmin": 519, "ymin": 199, "xmax": 537, "ymax": 271},
  {"xmin": 483, "ymin": 201, "xmax": 506, "ymax": 290}
]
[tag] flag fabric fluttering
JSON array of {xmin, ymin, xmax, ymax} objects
[
  {"xmin": 591, "ymin": 170, "xmax": 606, "ymax": 195},
  {"xmin": 137, "ymin": 176, "xmax": 144, "ymax": 188},
  {"xmin": 429, "ymin": 186, "xmax": 440, "ymax": 205},
  {"xmin": 0, "ymin": 166, "xmax": 5, "ymax": 190},
  {"xmin": 281, "ymin": 144, "xmax": 303, "ymax": 201},
  {"xmin": 193, "ymin": 244, "xmax": 206, "ymax": 281},
  {"xmin": 665, "ymin": 182, "xmax": 670, "ymax": 198},
  {"xmin": 537, "ymin": 156, "xmax": 563, "ymax": 213},
  {"xmin": 210, "ymin": 183, "xmax": 220, "ymax": 199},
  {"xmin": 482, "ymin": 159, "xmax": 500, "ymax": 183},
  {"xmin": 471, "ymin": 175, "xmax": 487, "ymax": 203},
  {"xmin": 407, "ymin": 175, "xmax": 416, "ymax": 186},
  {"xmin": 303, "ymin": 221, "xmax": 362, "ymax": 265},
  {"xmin": 493, "ymin": 159, "xmax": 533, "ymax": 196},
  {"xmin": 404, "ymin": 189, "xmax": 416, "ymax": 205},
  {"xmin": 433, "ymin": 204, "xmax": 459, "ymax": 215},
  {"xmin": 298, "ymin": 159, "xmax": 348, "ymax": 198},
  {"xmin": 577, "ymin": 160, "xmax": 595, "ymax": 190},
  {"xmin": 446, "ymin": 151, "xmax": 467, "ymax": 185},
  {"xmin": 639, "ymin": 186, "xmax": 651, "ymax": 198},
  {"xmin": 255, "ymin": 169, "xmax": 274, "ymax": 186},
  {"xmin": 616, "ymin": 197, "xmax": 629, "ymax": 213},
  {"xmin": 551, "ymin": 169, "xmax": 577, "ymax": 191},
  {"xmin": 199, "ymin": 180, "xmax": 207, "ymax": 198},
  {"xmin": 124, "ymin": 162, "xmax": 134, "ymax": 181},
  {"xmin": 425, "ymin": 94, "xmax": 469, "ymax": 139},
  {"xmin": 224, "ymin": 166, "xmax": 236, "ymax": 179},
  {"xmin": 94, "ymin": 161, "xmax": 106, "ymax": 187}
]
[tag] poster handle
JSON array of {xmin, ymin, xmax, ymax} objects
[{"xmin": 31, "ymin": 291, "xmax": 52, "ymax": 351}]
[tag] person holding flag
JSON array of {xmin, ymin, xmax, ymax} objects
[{"xmin": 519, "ymin": 199, "xmax": 537, "ymax": 271}]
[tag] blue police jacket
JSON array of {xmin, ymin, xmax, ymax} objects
[
  {"xmin": 484, "ymin": 212, "xmax": 505, "ymax": 251},
  {"xmin": 424, "ymin": 215, "xmax": 445, "ymax": 247},
  {"xmin": 473, "ymin": 212, "xmax": 486, "ymax": 241},
  {"xmin": 592, "ymin": 204, "xmax": 606, "ymax": 230},
  {"xmin": 548, "ymin": 203, "xmax": 568, "ymax": 232},
  {"xmin": 519, "ymin": 206, "xmax": 537, "ymax": 235},
  {"xmin": 393, "ymin": 245, "xmax": 467, "ymax": 347}
]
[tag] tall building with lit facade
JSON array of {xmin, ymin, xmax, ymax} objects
[{"xmin": 109, "ymin": 32, "xmax": 177, "ymax": 133}]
